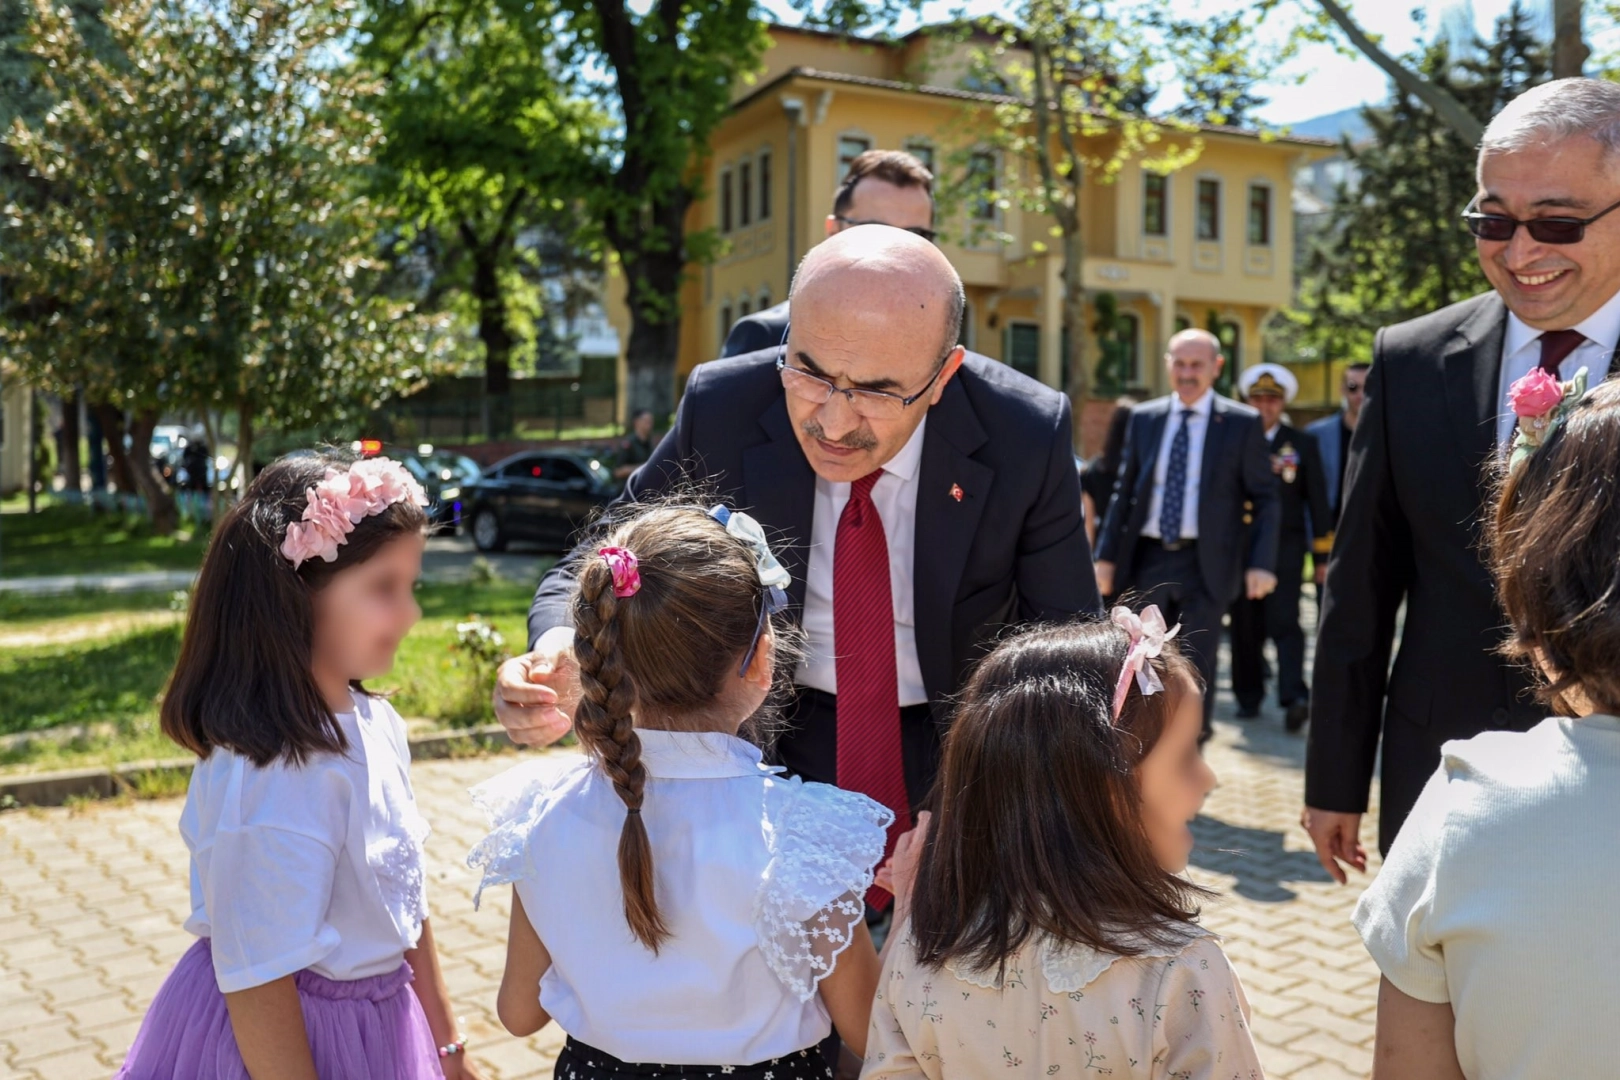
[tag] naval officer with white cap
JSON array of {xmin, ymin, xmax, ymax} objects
[{"xmin": 1230, "ymin": 363, "xmax": 1332, "ymax": 732}]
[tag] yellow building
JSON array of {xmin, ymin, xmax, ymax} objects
[{"xmin": 610, "ymin": 23, "xmax": 1333, "ymax": 431}]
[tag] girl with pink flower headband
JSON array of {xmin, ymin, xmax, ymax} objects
[{"xmin": 117, "ymin": 452, "xmax": 485, "ymax": 1080}]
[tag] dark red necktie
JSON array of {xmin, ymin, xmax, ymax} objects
[
  {"xmin": 1539, "ymin": 329, "xmax": 1586, "ymax": 374},
  {"xmin": 833, "ymin": 470, "xmax": 909, "ymax": 909}
]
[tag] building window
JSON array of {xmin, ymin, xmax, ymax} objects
[
  {"xmin": 739, "ymin": 160, "xmax": 752, "ymax": 227},
  {"xmin": 968, "ymin": 151, "xmax": 998, "ymax": 221},
  {"xmin": 905, "ymin": 140, "xmax": 935, "ymax": 175},
  {"xmin": 1196, "ymin": 178, "xmax": 1220, "ymax": 241},
  {"xmin": 1005, "ymin": 322, "xmax": 1040, "ymax": 381},
  {"xmin": 737, "ymin": 296, "xmax": 751, "ymax": 319},
  {"xmin": 758, "ymin": 149, "xmax": 772, "ymax": 220},
  {"xmin": 1143, "ymin": 173, "xmax": 1168, "ymax": 236},
  {"xmin": 1174, "ymin": 314, "xmax": 1192, "ymax": 333},
  {"xmin": 721, "ymin": 168, "xmax": 733, "ymax": 233},
  {"xmin": 838, "ymin": 135, "xmax": 871, "ymax": 180},
  {"xmin": 720, "ymin": 301, "xmax": 732, "ymax": 340},
  {"xmin": 757, "ymin": 287, "xmax": 771, "ymax": 312},
  {"xmin": 1247, "ymin": 183, "xmax": 1272, "ymax": 245}
]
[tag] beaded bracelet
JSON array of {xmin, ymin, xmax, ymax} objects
[{"xmin": 438, "ymin": 1037, "xmax": 467, "ymax": 1059}]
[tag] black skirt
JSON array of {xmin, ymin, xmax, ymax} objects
[{"xmin": 554, "ymin": 1037, "xmax": 834, "ymax": 1080}]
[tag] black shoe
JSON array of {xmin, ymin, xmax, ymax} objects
[
  {"xmin": 1285, "ymin": 701, "xmax": 1310, "ymax": 732},
  {"xmin": 1235, "ymin": 702, "xmax": 1262, "ymax": 719}
]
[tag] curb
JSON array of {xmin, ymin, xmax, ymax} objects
[{"xmin": 0, "ymin": 725, "xmax": 522, "ymax": 808}]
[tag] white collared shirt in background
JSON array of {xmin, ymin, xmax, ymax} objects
[
  {"xmin": 1497, "ymin": 286, "xmax": 1620, "ymax": 444},
  {"xmin": 796, "ymin": 415, "xmax": 928, "ymax": 706},
  {"xmin": 1143, "ymin": 389, "xmax": 1215, "ymax": 540}
]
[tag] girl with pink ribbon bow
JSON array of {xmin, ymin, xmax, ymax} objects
[{"xmin": 864, "ymin": 612, "xmax": 1263, "ymax": 1080}]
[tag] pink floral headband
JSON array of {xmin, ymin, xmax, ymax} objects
[
  {"xmin": 280, "ymin": 458, "xmax": 428, "ymax": 569},
  {"xmin": 1110, "ymin": 604, "xmax": 1180, "ymax": 721}
]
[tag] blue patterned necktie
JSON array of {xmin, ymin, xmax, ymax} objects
[{"xmin": 1160, "ymin": 408, "xmax": 1194, "ymax": 543}]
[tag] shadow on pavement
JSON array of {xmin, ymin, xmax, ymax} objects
[{"xmin": 1189, "ymin": 814, "xmax": 1336, "ymax": 902}]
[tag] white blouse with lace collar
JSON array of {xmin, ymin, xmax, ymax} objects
[{"xmin": 469, "ymin": 729, "xmax": 893, "ymax": 1067}]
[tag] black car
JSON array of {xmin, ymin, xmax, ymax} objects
[{"xmin": 462, "ymin": 450, "xmax": 619, "ymax": 552}]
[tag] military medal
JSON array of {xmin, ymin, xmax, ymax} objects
[{"xmin": 1278, "ymin": 443, "xmax": 1299, "ymax": 485}]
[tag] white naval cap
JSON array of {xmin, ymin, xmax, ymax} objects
[{"xmin": 1238, "ymin": 362, "xmax": 1298, "ymax": 404}]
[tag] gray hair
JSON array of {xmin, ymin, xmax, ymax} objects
[
  {"xmin": 943, "ymin": 273, "xmax": 966, "ymax": 356},
  {"xmin": 1478, "ymin": 78, "xmax": 1620, "ymax": 179}
]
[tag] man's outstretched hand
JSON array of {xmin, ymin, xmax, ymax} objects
[{"xmin": 493, "ymin": 629, "xmax": 581, "ymax": 748}]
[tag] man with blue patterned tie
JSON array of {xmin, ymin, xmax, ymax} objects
[{"xmin": 1095, "ymin": 329, "xmax": 1281, "ymax": 737}]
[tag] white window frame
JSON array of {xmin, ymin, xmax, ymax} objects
[
  {"xmin": 1195, "ymin": 174, "xmax": 1222, "ymax": 243},
  {"xmin": 1142, "ymin": 171, "xmax": 1171, "ymax": 238},
  {"xmin": 757, "ymin": 285, "xmax": 772, "ymax": 313},
  {"xmin": 1245, "ymin": 179, "xmax": 1275, "ymax": 247},
  {"xmin": 756, "ymin": 144, "xmax": 773, "ymax": 221},
  {"xmin": 836, "ymin": 131, "xmax": 875, "ymax": 184},
  {"xmin": 903, "ymin": 138, "xmax": 937, "ymax": 177},
  {"xmin": 719, "ymin": 163, "xmax": 734, "ymax": 234},
  {"xmin": 966, "ymin": 147, "xmax": 1003, "ymax": 228}
]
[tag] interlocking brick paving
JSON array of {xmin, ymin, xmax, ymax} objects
[{"xmin": 0, "ymin": 598, "xmax": 1386, "ymax": 1078}]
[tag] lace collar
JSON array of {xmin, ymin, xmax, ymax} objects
[
  {"xmin": 636, "ymin": 729, "xmax": 783, "ymax": 780},
  {"xmin": 943, "ymin": 923, "xmax": 1210, "ymax": 994}
]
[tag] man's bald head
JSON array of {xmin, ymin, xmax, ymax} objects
[
  {"xmin": 790, "ymin": 225, "xmax": 965, "ymax": 356},
  {"xmin": 1167, "ymin": 328, "xmax": 1222, "ymax": 362},
  {"xmin": 1165, "ymin": 328, "xmax": 1226, "ymax": 405}
]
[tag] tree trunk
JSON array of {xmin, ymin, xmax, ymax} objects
[
  {"xmin": 1060, "ymin": 227, "xmax": 1088, "ymax": 433},
  {"xmin": 92, "ymin": 402, "xmax": 177, "ymax": 534},
  {"xmin": 470, "ymin": 242, "xmax": 515, "ymax": 440},
  {"xmin": 1553, "ymin": 0, "xmax": 1588, "ymax": 79},
  {"xmin": 91, "ymin": 401, "xmax": 137, "ymax": 497},
  {"xmin": 610, "ymin": 191, "xmax": 690, "ymax": 427},
  {"xmin": 60, "ymin": 392, "xmax": 83, "ymax": 500},
  {"xmin": 237, "ymin": 402, "xmax": 256, "ymax": 489}
]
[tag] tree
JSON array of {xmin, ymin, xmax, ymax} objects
[
  {"xmin": 2, "ymin": 0, "xmax": 444, "ymax": 531},
  {"xmin": 364, "ymin": 10, "xmax": 607, "ymax": 437},
  {"xmin": 937, "ymin": 2, "xmax": 1269, "ymax": 407},
  {"xmin": 1307, "ymin": 0, "xmax": 1588, "ymax": 142},
  {"xmin": 364, "ymin": 0, "xmax": 768, "ymax": 425},
  {"xmin": 1281, "ymin": 5, "xmax": 1549, "ymax": 363}
]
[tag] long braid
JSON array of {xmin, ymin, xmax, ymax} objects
[{"xmin": 573, "ymin": 559, "xmax": 669, "ymax": 952}]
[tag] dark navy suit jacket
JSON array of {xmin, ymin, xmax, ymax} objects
[
  {"xmin": 1093, "ymin": 393, "xmax": 1280, "ymax": 609},
  {"xmin": 529, "ymin": 348, "xmax": 1102, "ymax": 719}
]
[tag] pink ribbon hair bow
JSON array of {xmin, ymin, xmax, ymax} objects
[
  {"xmin": 598, "ymin": 546, "xmax": 642, "ymax": 598},
  {"xmin": 1110, "ymin": 604, "xmax": 1180, "ymax": 720}
]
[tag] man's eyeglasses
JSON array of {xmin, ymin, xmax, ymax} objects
[
  {"xmin": 1461, "ymin": 195, "xmax": 1620, "ymax": 244},
  {"xmin": 775, "ymin": 325, "xmax": 951, "ymax": 420},
  {"xmin": 832, "ymin": 215, "xmax": 937, "ymax": 244}
]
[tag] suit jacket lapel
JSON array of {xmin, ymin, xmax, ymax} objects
[
  {"xmin": 1198, "ymin": 397, "xmax": 1233, "ymax": 511},
  {"xmin": 1133, "ymin": 400, "xmax": 1171, "ymax": 501},
  {"xmin": 1442, "ymin": 292, "xmax": 1507, "ymax": 477},
  {"xmin": 740, "ymin": 396, "xmax": 816, "ymax": 612},
  {"xmin": 914, "ymin": 377, "xmax": 992, "ymax": 701}
]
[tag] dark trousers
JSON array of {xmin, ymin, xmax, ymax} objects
[
  {"xmin": 773, "ymin": 686, "xmax": 937, "ymax": 818},
  {"xmin": 1230, "ymin": 533, "xmax": 1309, "ymax": 709},
  {"xmin": 1128, "ymin": 540, "xmax": 1224, "ymax": 737}
]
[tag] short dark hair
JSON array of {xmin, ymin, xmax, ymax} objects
[
  {"xmin": 909, "ymin": 619, "xmax": 1209, "ymax": 981},
  {"xmin": 160, "ymin": 452, "xmax": 428, "ymax": 767},
  {"xmin": 832, "ymin": 149, "xmax": 935, "ymax": 219},
  {"xmin": 1345, "ymin": 362, "xmax": 1371, "ymax": 374},
  {"xmin": 1490, "ymin": 378, "xmax": 1620, "ymax": 714}
]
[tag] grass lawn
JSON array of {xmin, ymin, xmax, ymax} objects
[
  {"xmin": 0, "ymin": 577, "xmax": 542, "ymax": 774},
  {"xmin": 0, "ymin": 502, "xmax": 210, "ymax": 578}
]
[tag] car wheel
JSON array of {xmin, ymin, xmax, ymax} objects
[{"xmin": 471, "ymin": 507, "xmax": 508, "ymax": 552}]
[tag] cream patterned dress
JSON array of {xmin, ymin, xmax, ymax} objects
[{"xmin": 862, "ymin": 922, "xmax": 1263, "ymax": 1079}]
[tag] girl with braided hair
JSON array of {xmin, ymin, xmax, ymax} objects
[{"xmin": 469, "ymin": 500, "xmax": 910, "ymax": 1080}]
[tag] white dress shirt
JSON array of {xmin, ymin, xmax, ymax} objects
[
  {"xmin": 796, "ymin": 416, "xmax": 928, "ymax": 706},
  {"xmin": 469, "ymin": 731, "xmax": 891, "ymax": 1066},
  {"xmin": 181, "ymin": 692, "xmax": 430, "ymax": 992},
  {"xmin": 1497, "ymin": 286, "xmax": 1620, "ymax": 444},
  {"xmin": 1142, "ymin": 389, "xmax": 1214, "ymax": 540}
]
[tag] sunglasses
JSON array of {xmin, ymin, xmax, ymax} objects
[
  {"xmin": 1462, "ymin": 194, "xmax": 1620, "ymax": 244},
  {"xmin": 833, "ymin": 215, "xmax": 937, "ymax": 243}
]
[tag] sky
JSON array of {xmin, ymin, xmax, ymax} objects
[{"xmin": 755, "ymin": 0, "xmax": 1562, "ymax": 128}]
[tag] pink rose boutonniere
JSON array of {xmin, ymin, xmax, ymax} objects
[{"xmin": 1506, "ymin": 365, "xmax": 1589, "ymax": 471}]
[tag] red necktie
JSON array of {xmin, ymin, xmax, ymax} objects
[
  {"xmin": 833, "ymin": 470, "xmax": 910, "ymax": 909},
  {"xmin": 1539, "ymin": 329, "xmax": 1586, "ymax": 374}
]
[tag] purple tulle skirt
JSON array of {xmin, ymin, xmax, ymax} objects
[{"xmin": 112, "ymin": 938, "xmax": 442, "ymax": 1079}]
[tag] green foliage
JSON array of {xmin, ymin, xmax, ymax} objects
[
  {"xmin": 1283, "ymin": 4, "xmax": 1548, "ymax": 363},
  {"xmin": 0, "ymin": 503, "xmax": 209, "ymax": 578},
  {"xmin": 1, "ymin": 0, "xmax": 450, "ymax": 463}
]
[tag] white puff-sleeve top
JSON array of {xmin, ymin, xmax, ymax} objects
[
  {"xmin": 180, "ymin": 691, "xmax": 431, "ymax": 993},
  {"xmin": 469, "ymin": 729, "xmax": 893, "ymax": 1067}
]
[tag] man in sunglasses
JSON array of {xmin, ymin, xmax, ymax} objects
[
  {"xmin": 721, "ymin": 148, "xmax": 939, "ymax": 358},
  {"xmin": 1305, "ymin": 77, "xmax": 1620, "ymax": 884},
  {"xmin": 1304, "ymin": 363, "xmax": 1368, "ymax": 541},
  {"xmin": 497, "ymin": 224, "xmax": 1097, "ymax": 876}
]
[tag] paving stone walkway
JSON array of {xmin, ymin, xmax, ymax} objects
[{"xmin": 0, "ymin": 599, "xmax": 1386, "ymax": 1079}]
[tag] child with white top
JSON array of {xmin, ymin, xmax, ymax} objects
[
  {"xmin": 115, "ymin": 453, "xmax": 481, "ymax": 1080},
  {"xmin": 469, "ymin": 501, "xmax": 900, "ymax": 1079},
  {"xmin": 863, "ymin": 610, "xmax": 1266, "ymax": 1079}
]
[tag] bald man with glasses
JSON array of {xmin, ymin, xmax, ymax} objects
[{"xmin": 495, "ymin": 226, "xmax": 1099, "ymax": 874}]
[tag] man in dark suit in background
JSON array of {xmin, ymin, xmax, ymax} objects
[
  {"xmin": 723, "ymin": 149, "xmax": 938, "ymax": 358},
  {"xmin": 1095, "ymin": 329, "xmax": 1280, "ymax": 738},
  {"xmin": 1229, "ymin": 364, "xmax": 1331, "ymax": 732},
  {"xmin": 495, "ymin": 225, "xmax": 1099, "ymax": 848},
  {"xmin": 1305, "ymin": 77, "xmax": 1620, "ymax": 879},
  {"xmin": 1304, "ymin": 362, "xmax": 1370, "ymax": 534}
]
